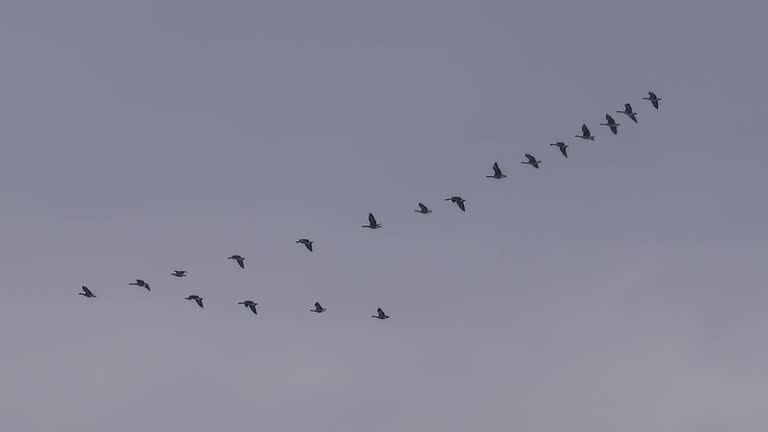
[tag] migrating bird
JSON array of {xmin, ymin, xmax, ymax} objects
[
  {"xmin": 550, "ymin": 142, "xmax": 569, "ymax": 158},
  {"xmin": 362, "ymin": 212, "xmax": 381, "ymax": 229},
  {"xmin": 228, "ymin": 255, "xmax": 246, "ymax": 269},
  {"xmin": 617, "ymin": 103, "xmax": 638, "ymax": 123},
  {"xmin": 521, "ymin": 153, "xmax": 541, "ymax": 169},
  {"xmin": 296, "ymin": 238, "xmax": 313, "ymax": 252},
  {"xmin": 129, "ymin": 279, "xmax": 151, "ymax": 291},
  {"xmin": 643, "ymin": 91, "xmax": 661, "ymax": 109},
  {"xmin": 486, "ymin": 162, "xmax": 506, "ymax": 179},
  {"xmin": 238, "ymin": 300, "xmax": 258, "ymax": 315},
  {"xmin": 78, "ymin": 286, "xmax": 95, "ymax": 298},
  {"xmin": 445, "ymin": 196, "xmax": 467, "ymax": 212},
  {"xmin": 185, "ymin": 295, "xmax": 204, "ymax": 309},
  {"xmin": 575, "ymin": 124, "xmax": 595, "ymax": 141},
  {"xmin": 311, "ymin": 302, "xmax": 327, "ymax": 313},
  {"xmin": 371, "ymin": 307, "xmax": 389, "ymax": 320},
  {"xmin": 600, "ymin": 114, "xmax": 620, "ymax": 135},
  {"xmin": 414, "ymin": 202, "xmax": 432, "ymax": 214},
  {"xmin": 171, "ymin": 270, "xmax": 187, "ymax": 278}
]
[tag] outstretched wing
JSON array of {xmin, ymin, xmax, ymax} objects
[
  {"xmin": 237, "ymin": 258, "xmax": 245, "ymax": 269},
  {"xmin": 582, "ymin": 124, "xmax": 590, "ymax": 136},
  {"xmin": 457, "ymin": 200, "xmax": 466, "ymax": 212},
  {"xmin": 492, "ymin": 162, "xmax": 502, "ymax": 176},
  {"xmin": 606, "ymin": 114, "xmax": 615, "ymax": 124},
  {"xmin": 625, "ymin": 103, "xmax": 632, "ymax": 112},
  {"xmin": 649, "ymin": 91, "xmax": 657, "ymax": 99},
  {"xmin": 82, "ymin": 286, "xmax": 93, "ymax": 296},
  {"xmin": 560, "ymin": 146, "xmax": 568, "ymax": 158},
  {"xmin": 368, "ymin": 213, "xmax": 377, "ymax": 226},
  {"xmin": 249, "ymin": 304, "xmax": 258, "ymax": 315},
  {"xmin": 525, "ymin": 153, "xmax": 535, "ymax": 163},
  {"xmin": 418, "ymin": 202, "xmax": 428, "ymax": 212}
]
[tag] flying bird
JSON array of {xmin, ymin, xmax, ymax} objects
[
  {"xmin": 228, "ymin": 255, "xmax": 245, "ymax": 269},
  {"xmin": 600, "ymin": 114, "xmax": 620, "ymax": 135},
  {"xmin": 362, "ymin": 212, "xmax": 381, "ymax": 229},
  {"xmin": 185, "ymin": 295, "xmax": 204, "ymax": 309},
  {"xmin": 129, "ymin": 279, "xmax": 150, "ymax": 291},
  {"xmin": 296, "ymin": 238, "xmax": 313, "ymax": 252},
  {"xmin": 643, "ymin": 91, "xmax": 661, "ymax": 109},
  {"xmin": 171, "ymin": 270, "xmax": 187, "ymax": 278},
  {"xmin": 486, "ymin": 162, "xmax": 506, "ymax": 179},
  {"xmin": 311, "ymin": 302, "xmax": 327, "ymax": 313},
  {"xmin": 445, "ymin": 196, "xmax": 467, "ymax": 212},
  {"xmin": 414, "ymin": 202, "xmax": 432, "ymax": 214},
  {"xmin": 617, "ymin": 103, "xmax": 638, "ymax": 123},
  {"xmin": 575, "ymin": 124, "xmax": 595, "ymax": 141},
  {"xmin": 550, "ymin": 142, "xmax": 569, "ymax": 158},
  {"xmin": 238, "ymin": 300, "xmax": 258, "ymax": 315},
  {"xmin": 78, "ymin": 286, "xmax": 95, "ymax": 298},
  {"xmin": 371, "ymin": 307, "xmax": 389, "ymax": 320},
  {"xmin": 521, "ymin": 153, "xmax": 541, "ymax": 168}
]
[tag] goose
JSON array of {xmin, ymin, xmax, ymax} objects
[
  {"xmin": 362, "ymin": 212, "xmax": 381, "ymax": 229},
  {"xmin": 371, "ymin": 307, "xmax": 389, "ymax": 320},
  {"xmin": 185, "ymin": 295, "xmax": 204, "ymax": 309},
  {"xmin": 445, "ymin": 196, "xmax": 467, "ymax": 212},
  {"xmin": 643, "ymin": 91, "xmax": 661, "ymax": 109},
  {"xmin": 311, "ymin": 302, "xmax": 327, "ymax": 313},
  {"xmin": 616, "ymin": 103, "xmax": 638, "ymax": 123},
  {"xmin": 78, "ymin": 285, "xmax": 96, "ymax": 298},
  {"xmin": 129, "ymin": 279, "xmax": 151, "ymax": 291},
  {"xmin": 171, "ymin": 270, "xmax": 187, "ymax": 278},
  {"xmin": 228, "ymin": 255, "xmax": 246, "ymax": 269},
  {"xmin": 296, "ymin": 239, "xmax": 313, "ymax": 252},
  {"xmin": 486, "ymin": 162, "xmax": 506, "ymax": 179},
  {"xmin": 238, "ymin": 300, "xmax": 259, "ymax": 315},
  {"xmin": 600, "ymin": 114, "xmax": 620, "ymax": 135},
  {"xmin": 414, "ymin": 202, "xmax": 432, "ymax": 214},
  {"xmin": 550, "ymin": 142, "xmax": 569, "ymax": 158},
  {"xmin": 575, "ymin": 124, "xmax": 595, "ymax": 141},
  {"xmin": 521, "ymin": 153, "xmax": 541, "ymax": 168}
]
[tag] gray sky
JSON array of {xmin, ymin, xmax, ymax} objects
[{"xmin": 1, "ymin": 1, "xmax": 767, "ymax": 431}]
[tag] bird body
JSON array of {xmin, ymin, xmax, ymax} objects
[
  {"xmin": 550, "ymin": 142, "xmax": 569, "ymax": 158},
  {"xmin": 445, "ymin": 196, "xmax": 467, "ymax": 212},
  {"xmin": 129, "ymin": 279, "xmax": 150, "ymax": 291},
  {"xmin": 362, "ymin": 212, "xmax": 382, "ymax": 229},
  {"xmin": 171, "ymin": 270, "xmax": 188, "ymax": 278},
  {"xmin": 228, "ymin": 255, "xmax": 246, "ymax": 269},
  {"xmin": 238, "ymin": 300, "xmax": 259, "ymax": 315},
  {"xmin": 643, "ymin": 91, "xmax": 661, "ymax": 109},
  {"xmin": 185, "ymin": 295, "xmax": 204, "ymax": 308},
  {"xmin": 311, "ymin": 302, "xmax": 327, "ymax": 313},
  {"xmin": 414, "ymin": 202, "xmax": 432, "ymax": 214},
  {"xmin": 617, "ymin": 103, "xmax": 638, "ymax": 123},
  {"xmin": 296, "ymin": 239, "xmax": 314, "ymax": 252},
  {"xmin": 521, "ymin": 153, "xmax": 541, "ymax": 168},
  {"xmin": 78, "ymin": 286, "xmax": 96, "ymax": 298},
  {"xmin": 486, "ymin": 162, "xmax": 506, "ymax": 179},
  {"xmin": 372, "ymin": 307, "xmax": 389, "ymax": 320},
  {"xmin": 575, "ymin": 124, "xmax": 595, "ymax": 140},
  {"xmin": 600, "ymin": 114, "xmax": 620, "ymax": 135}
]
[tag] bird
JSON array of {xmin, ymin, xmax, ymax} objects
[
  {"xmin": 575, "ymin": 124, "xmax": 595, "ymax": 141},
  {"xmin": 228, "ymin": 255, "xmax": 245, "ymax": 269},
  {"xmin": 372, "ymin": 307, "xmax": 389, "ymax": 320},
  {"xmin": 600, "ymin": 114, "xmax": 620, "ymax": 135},
  {"xmin": 521, "ymin": 153, "xmax": 541, "ymax": 168},
  {"xmin": 171, "ymin": 270, "xmax": 187, "ymax": 278},
  {"xmin": 486, "ymin": 162, "xmax": 506, "ymax": 179},
  {"xmin": 643, "ymin": 91, "xmax": 661, "ymax": 109},
  {"xmin": 550, "ymin": 142, "xmax": 569, "ymax": 158},
  {"xmin": 362, "ymin": 212, "xmax": 381, "ymax": 229},
  {"xmin": 185, "ymin": 295, "xmax": 204, "ymax": 309},
  {"xmin": 238, "ymin": 300, "xmax": 259, "ymax": 315},
  {"xmin": 129, "ymin": 279, "xmax": 150, "ymax": 291},
  {"xmin": 414, "ymin": 202, "xmax": 432, "ymax": 214},
  {"xmin": 296, "ymin": 238, "xmax": 313, "ymax": 252},
  {"xmin": 78, "ymin": 286, "xmax": 95, "ymax": 298},
  {"xmin": 311, "ymin": 302, "xmax": 327, "ymax": 313},
  {"xmin": 616, "ymin": 103, "xmax": 638, "ymax": 123},
  {"xmin": 445, "ymin": 196, "xmax": 467, "ymax": 212}
]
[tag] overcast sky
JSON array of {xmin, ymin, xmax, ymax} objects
[{"xmin": 1, "ymin": 1, "xmax": 767, "ymax": 431}]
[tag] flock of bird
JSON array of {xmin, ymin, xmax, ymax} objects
[{"xmin": 77, "ymin": 91, "xmax": 662, "ymax": 321}]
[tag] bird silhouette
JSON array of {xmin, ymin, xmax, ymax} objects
[
  {"xmin": 296, "ymin": 239, "xmax": 313, "ymax": 252},
  {"xmin": 171, "ymin": 270, "xmax": 187, "ymax": 278},
  {"xmin": 362, "ymin": 212, "xmax": 382, "ymax": 229},
  {"xmin": 311, "ymin": 302, "xmax": 327, "ymax": 313},
  {"xmin": 129, "ymin": 279, "xmax": 150, "ymax": 291},
  {"xmin": 575, "ymin": 123, "xmax": 595, "ymax": 141},
  {"xmin": 414, "ymin": 202, "xmax": 432, "ymax": 214},
  {"xmin": 238, "ymin": 300, "xmax": 259, "ymax": 315},
  {"xmin": 550, "ymin": 142, "xmax": 569, "ymax": 158},
  {"xmin": 185, "ymin": 295, "xmax": 204, "ymax": 308},
  {"xmin": 371, "ymin": 307, "xmax": 389, "ymax": 320},
  {"xmin": 617, "ymin": 103, "xmax": 638, "ymax": 123},
  {"xmin": 228, "ymin": 255, "xmax": 246, "ymax": 269},
  {"xmin": 600, "ymin": 114, "xmax": 620, "ymax": 135},
  {"xmin": 78, "ymin": 286, "xmax": 95, "ymax": 298},
  {"xmin": 445, "ymin": 196, "xmax": 467, "ymax": 212},
  {"xmin": 521, "ymin": 153, "xmax": 541, "ymax": 168},
  {"xmin": 643, "ymin": 91, "xmax": 661, "ymax": 109},
  {"xmin": 486, "ymin": 162, "xmax": 506, "ymax": 179}
]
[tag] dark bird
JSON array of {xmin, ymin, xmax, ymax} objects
[
  {"xmin": 129, "ymin": 279, "xmax": 150, "ymax": 291},
  {"xmin": 521, "ymin": 153, "xmax": 541, "ymax": 168},
  {"xmin": 550, "ymin": 142, "xmax": 569, "ymax": 158},
  {"xmin": 486, "ymin": 162, "xmax": 506, "ymax": 179},
  {"xmin": 643, "ymin": 91, "xmax": 661, "ymax": 109},
  {"xmin": 228, "ymin": 255, "xmax": 246, "ymax": 269},
  {"xmin": 185, "ymin": 295, "xmax": 204, "ymax": 309},
  {"xmin": 617, "ymin": 103, "xmax": 638, "ymax": 123},
  {"xmin": 600, "ymin": 114, "xmax": 620, "ymax": 135},
  {"xmin": 78, "ymin": 285, "xmax": 95, "ymax": 298},
  {"xmin": 238, "ymin": 300, "xmax": 259, "ymax": 315},
  {"xmin": 371, "ymin": 307, "xmax": 389, "ymax": 320},
  {"xmin": 445, "ymin": 196, "xmax": 467, "ymax": 212},
  {"xmin": 296, "ymin": 238, "xmax": 313, "ymax": 252},
  {"xmin": 171, "ymin": 270, "xmax": 188, "ymax": 278},
  {"xmin": 414, "ymin": 202, "xmax": 432, "ymax": 214},
  {"xmin": 362, "ymin": 212, "xmax": 381, "ymax": 229},
  {"xmin": 311, "ymin": 302, "xmax": 327, "ymax": 313},
  {"xmin": 575, "ymin": 124, "xmax": 595, "ymax": 141}
]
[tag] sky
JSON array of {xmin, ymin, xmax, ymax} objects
[{"xmin": 1, "ymin": 1, "xmax": 767, "ymax": 431}]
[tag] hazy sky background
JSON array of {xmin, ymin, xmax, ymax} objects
[{"xmin": 1, "ymin": 1, "xmax": 767, "ymax": 431}]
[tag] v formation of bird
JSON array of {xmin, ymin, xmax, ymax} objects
[{"xmin": 78, "ymin": 91, "xmax": 661, "ymax": 321}]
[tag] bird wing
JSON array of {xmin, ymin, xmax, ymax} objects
[
  {"xmin": 649, "ymin": 91, "xmax": 657, "ymax": 99},
  {"xmin": 582, "ymin": 124, "xmax": 590, "ymax": 135},
  {"xmin": 560, "ymin": 147, "xmax": 568, "ymax": 158},
  {"xmin": 306, "ymin": 242, "xmax": 313, "ymax": 251},
  {"xmin": 82, "ymin": 286, "xmax": 93, "ymax": 296},
  {"xmin": 625, "ymin": 103, "xmax": 632, "ymax": 112},
  {"xmin": 196, "ymin": 298, "xmax": 204, "ymax": 308},
  {"xmin": 249, "ymin": 304, "xmax": 258, "ymax": 315},
  {"xmin": 606, "ymin": 114, "xmax": 615, "ymax": 124},
  {"xmin": 492, "ymin": 162, "xmax": 501, "ymax": 176},
  {"xmin": 237, "ymin": 258, "xmax": 245, "ymax": 269},
  {"xmin": 315, "ymin": 302, "xmax": 321, "ymax": 309},
  {"xmin": 526, "ymin": 154, "xmax": 536, "ymax": 163},
  {"xmin": 457, "ymin": 200, "xmax": 466, "ymax": 211},
  {"xmin": 368, "ymin": 213, "xmax": 377, "ymax": 226},
  {"xmin": 418, "ymin": 202, "xmax": 427, "ymax": 211}
]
